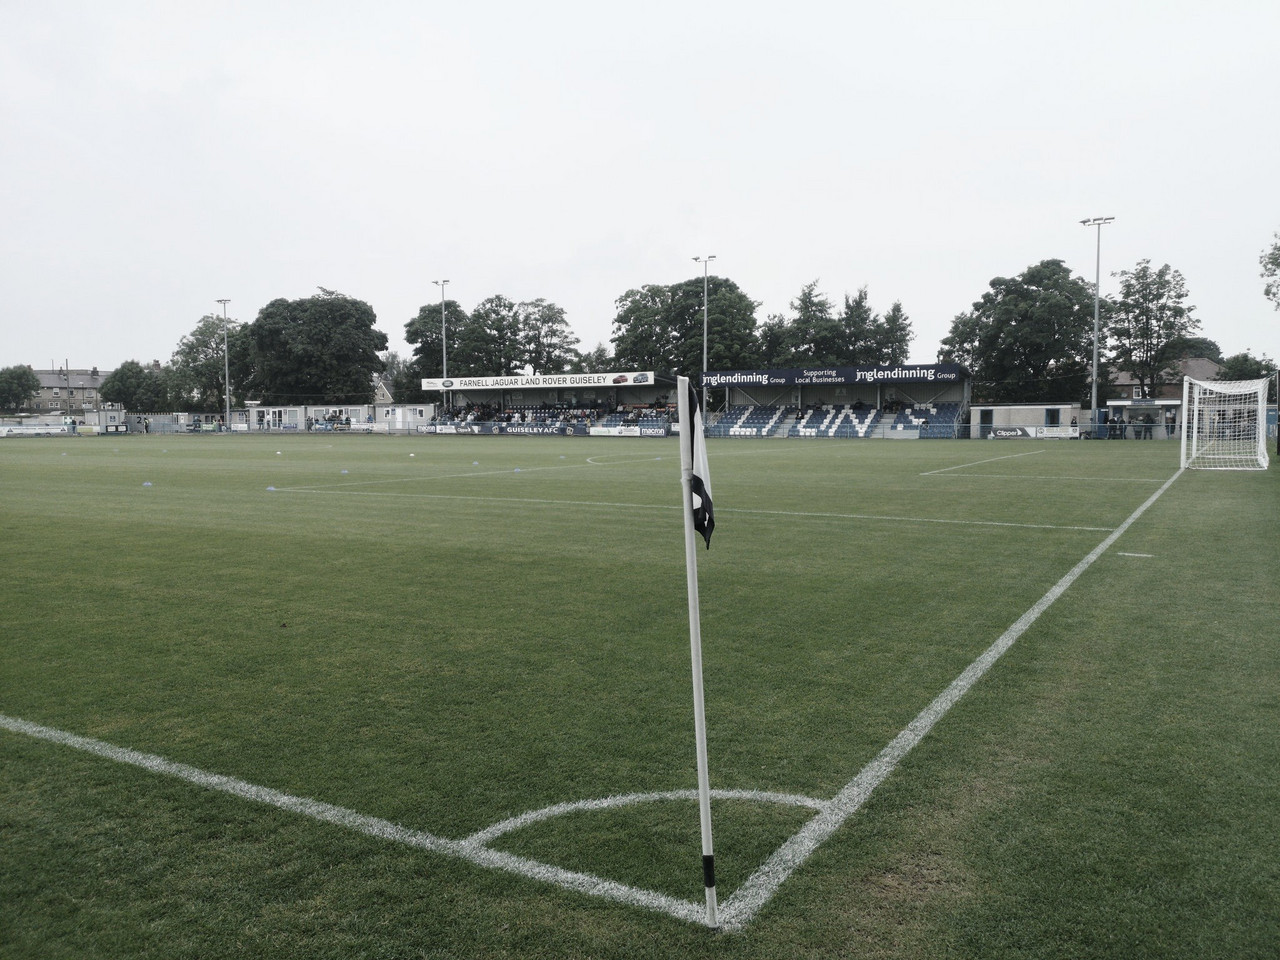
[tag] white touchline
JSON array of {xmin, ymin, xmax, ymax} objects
[{"xmin": 0, "ymin": 468, "xmax": 1182, "ymax": 931}]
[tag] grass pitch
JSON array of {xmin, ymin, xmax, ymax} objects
[{"xmin": 1, "ymin": 434, "xmax": 1277, "ymax": 958}]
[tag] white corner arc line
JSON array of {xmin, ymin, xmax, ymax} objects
[
  {"xmin": 715, "ymin": 466, "xmax": 1184, "ymax": 931},
  {"xmin": 466, "ymin": 788, "xmax": 827, "ymax": 846}
]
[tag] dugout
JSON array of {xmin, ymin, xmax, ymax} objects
[{"xmin": 969, "ymin": 403, "xmax": 1084, "ymax": 439}]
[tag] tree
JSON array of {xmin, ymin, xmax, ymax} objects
[
  {"xmin": 611, "ymin": 276, "xmax": 760, "ymax": 379},
  {"xmin": 1163, "ymin": 335, "xmax": 1222, "ymax": 363},
  {"xmin": 755, "ymin": 314, "xmax": 791, "ymax": 368},
  {"xmin": 1216, "ymin": 350, "xmax": 1277, "ymax": 401},
  {"xmin": 100, "ymin": 360, "xmax": 173, "ymax": 412},
  {"xmin": 240, "ymin": 288, "xmax": 387, "ymax": 404},
  {"xmin": 518, "ymin": 299, "xmax": 579, "ymax": 375},
  {"xmin": 876, "ymin": 301, "xmax": 914, "ymax": 365},
  {"xmin": 781, "ymin": 281, "xmax": 842, "ymax": 365},
  {"xmin": 1110, "ymin": 260, "xmax": 1198, "ymax": 399},
  {"xmin": 612, "ymin": 284, "xmax": 680, "ymax": 375},
  {"xmin": 404, "ymin": 299, "xmax": 468, "ymax": 380},
  {"xmin": 0, "ymin": 365, "xmax": 41, "ymax": 412},
  {"xmin": 837, "ymin": 288, "xmax": 914, "ymax": 365},
  {"xmin": 453, "ymin": 295, "xmax": 524, "ymax": 375},
  {"xmin": 1261, "ymin": 232, "xmax": 1280, "ymax": 310},
  {"xmin": 569, "ymin": 343, "xmax": 612, "ymax": 373},
  {"xmin": 169, "ymin": 315, "xmax": 241, "ymax": 412},
  {"xmin": 939, "ymin": 259, "xmax": 1097, "ymax": 403}
]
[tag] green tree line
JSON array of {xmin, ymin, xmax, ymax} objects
[{"xmin": 3, "ymin": 238, "xmax": 1275, "ymax": 414}]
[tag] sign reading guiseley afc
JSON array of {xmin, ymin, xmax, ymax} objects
[
  {"xmin": 700, "ymin": 364, "xmax": 964, "ymax": 389},
  {"xmin": 422, "ymin": 371, "xmax": 656, "ymax": 391}
]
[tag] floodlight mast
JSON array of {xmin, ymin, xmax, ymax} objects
[
  {"xmin": 216, "ymin": 299, "xmax": 231, "ymax": 431},
  {"xmin": 433, "ymin": 280, "xmax": 449, "ymax": 414},
  {"xmin": 693, "ymin": 255, "xmax": 716, "ymax": 416},
  {"xmin": 1079, "ymin": 218, "xmax": 1114, "ymax": 434}
]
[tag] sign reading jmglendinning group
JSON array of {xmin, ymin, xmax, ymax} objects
[{"xmin": 701, "ymin": 364, "xmax": 964, "ymax": 389}]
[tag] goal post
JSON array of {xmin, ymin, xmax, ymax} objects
[{"xmin": 1180, "ymin": 376, "xmax": 1270, "ymax": 470}]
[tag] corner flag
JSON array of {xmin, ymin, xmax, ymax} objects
[
  {"xmin": 685, "ymin": 379, "xmax": 714, "ymax": 548},
  {"xmin": 677, "ymin": 375, "xmax": 719, "ymax": 928}
]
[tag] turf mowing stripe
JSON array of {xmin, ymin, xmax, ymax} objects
[
  {"xmin": 0, "ymin": 469, "xmax": 1184, "ymax": 932},
  {"xmin": 716, "ymin": 467, "xmax": 1185, "ymax": 931}
]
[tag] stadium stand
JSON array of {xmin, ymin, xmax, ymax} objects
[{"xmin": 707, "ymin": 405, "xmax": 792, "ymax": 437}]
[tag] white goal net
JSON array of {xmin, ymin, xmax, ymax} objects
[{"xmin": 1180, "ymin": 376, "xmax": 1270, "ymax": 470}]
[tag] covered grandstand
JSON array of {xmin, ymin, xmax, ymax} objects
[{"xmin": 701, "ymin": 364, "xmax": 971, "ymax": 438}]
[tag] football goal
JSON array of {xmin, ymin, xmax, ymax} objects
[{"xmin": 1180, "ymin": 376, "xmax": 1271, "ymax": 470}]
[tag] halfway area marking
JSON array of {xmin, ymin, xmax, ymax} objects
[{"xmin": 1, "ymin": 470, "xmax": 1183, "ymax": 931}]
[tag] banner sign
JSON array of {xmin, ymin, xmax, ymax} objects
[
  {"xmin": 988, "ymin": 426, "xmax": 1081, "ymax": 439},
  {"xmin": 420, "ymin": 422, "xmax": 657, "ymax": 438},
  {"xmin": 590, "ymin": 426, "xmax": 642, "ymax": 437},
  {"xmin": 988, "ymin": 427, "xmax": 1034, "ymax": 438},
  {"xmin": 422, "ymin": 371, "xmax": 654, "ymax": 391},
  {"xmin": 701, "ymin": 364, "xmax": 964, "ymax": 389}
]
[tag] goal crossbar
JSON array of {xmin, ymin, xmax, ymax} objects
[{"xmin": 1180, "ymin": 376, "xmax": 1270, "ymax": 470}]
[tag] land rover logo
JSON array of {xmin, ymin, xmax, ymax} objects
[{"xmin": 441, "ymin": 379, "xmax": 454, "ymax": 388}]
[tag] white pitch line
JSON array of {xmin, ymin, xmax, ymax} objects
[
  {"xmin": 1117, "ymin": 552, "xmax": 1155, "ymax": 558},
  {"xmin": 938, "ymin": 473, "xmax": 1167, "ymax": 483},
  {"xmin": 465, "ymin": 788, "xmax": 826, "ymax": 846},
  {"xmin": 919, "ymin": 450, "xmax": 1046, "ymax": 475},
  {"xmin": 0, "ymin": 713, "xmax": 705, "ymax": 924},
  {"xmin": 715, "ymin": 466, "xmax": 1184, "ymax": 931},
  {"xmin": 724, "ymin": 506, "xmax": 1112, "ymax": 533},
  {"xmin": 1, "ymin": 471, "xmax": 1183, "ymax": 931}
]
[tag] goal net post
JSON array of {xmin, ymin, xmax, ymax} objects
[{"xmin": 1180, "ymin": 376, "xmax": 1270, "ymax": 470}]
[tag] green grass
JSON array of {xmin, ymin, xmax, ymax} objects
[{"xmin": 1, "ymin": 434, "xmax": 1276, "ymax": 958}]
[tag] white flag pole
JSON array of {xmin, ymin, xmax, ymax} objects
[{"xmin": 677, "ymin": 375, "xmax": 719, "ymax": 929}]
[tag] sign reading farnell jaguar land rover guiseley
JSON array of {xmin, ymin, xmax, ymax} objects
[{"xmin": 421, "ymin": 371, "xmax": 654, "ymax": 391}]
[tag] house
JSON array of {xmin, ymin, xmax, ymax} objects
[
  {"xmin": 31, "ymin": 367, "xmax": 113, "ymax": 419},
  {"xmin": 1111, "ymin": 357, "xmax": 1222, "ymax": 400}
]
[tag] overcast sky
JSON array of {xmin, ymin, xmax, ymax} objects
[{"xmin": 3, "ymin": 0, "xmax": 1277, "ymax": 375}]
